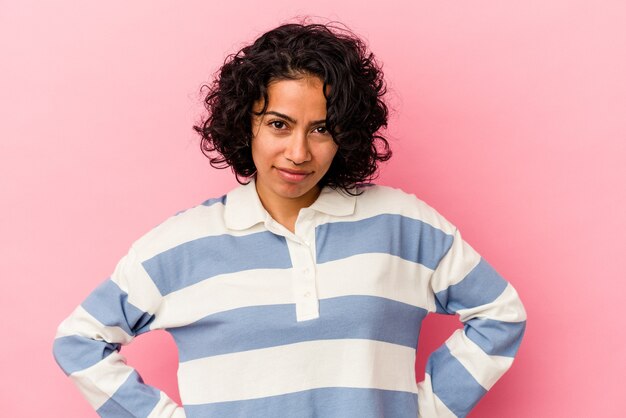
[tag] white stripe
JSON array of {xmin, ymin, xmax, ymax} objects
[
  {"xmin": 445, "ymin": 329, "xmax": 514, "ymax": 390},
  {"xmin": 430, "ymin": 230, "xmax": 481, "ymax": 292},
  {"xmin": 178, "ymin": 339, "xmax": 417, "ymax": 405},
  {"xmin": 68, "ymin": 352, "xmax": 135, "ymax": 410},
  {"xmin": 153, "ymin": 268, "xmax": 293, "ymax": 328},
  {"xmin": 316, "ymin": 253, "xmax": 435, "ymax": 310},
  {"xmin": 134, "ymin": 204, "xmax": 224, "ymax": 258},
  {"xmin": 55, "ymin": 305, "xmax": 134, "ymax": 344},
  {"xmin": 457, "ymin": 283, "xmax": 527, "ymax": 323},
  {"xmin": 416, "ymin": 373, "xmax": 457, "ymax": 418}
]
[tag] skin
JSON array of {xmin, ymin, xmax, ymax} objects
[{"xmin": 251, "ymin": 75, "xmax": 338, "ymax": 232}]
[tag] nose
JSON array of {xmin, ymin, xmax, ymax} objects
[{"xmin": 284, "ymin": 131, "xmax": 311, "ymax": 165}]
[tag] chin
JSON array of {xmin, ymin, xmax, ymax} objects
[{"xmin": 278, "ymin": 183, "xmax": 318, "ymax": 199}]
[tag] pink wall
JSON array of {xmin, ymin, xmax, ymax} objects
[{"xmin": 2, "ymin": 1, "xmax": 625, "ymax": 416}]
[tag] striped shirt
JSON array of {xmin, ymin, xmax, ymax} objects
[{"xmin": 53, "ymin": 180, "xmax": 526, "ymax": 418}]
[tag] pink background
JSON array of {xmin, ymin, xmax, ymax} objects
[{"xmin": 2, "ymin": 1, "xmax": 625, "ymax": 416}]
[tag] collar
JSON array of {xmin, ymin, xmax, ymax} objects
[
  {"xmin": 224, "ymin": 178, "xmax": 357, "ymax": 231},
  {"xmin": 224, "ymin": 179, "xmax": 268, "ymax": 231},
  {"xmin": 308, "ymin": 184, "xmax": 357, "ymax": 217}
]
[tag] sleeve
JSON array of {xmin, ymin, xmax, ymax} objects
[
  {"xmin": 417, "ymin": 228, "xmax": 527, "ymax": 418},
  {"xmin": 52, "ymin": 246, "xmax": 186, "ymax": 418}
]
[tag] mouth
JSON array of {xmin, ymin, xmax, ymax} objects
[{"xmin": 275, "ymin": 167, "xmax": 312, "ymax": 182}]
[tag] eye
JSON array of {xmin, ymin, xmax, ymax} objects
[
  {"xmin": 269, "ymin": 120, "xmax": 286, "ymax": 130},
  {"xmin": 313, "ymin": 126, "xmax": 328, "ymax": 134}
]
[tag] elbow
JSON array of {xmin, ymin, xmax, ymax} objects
[{"xmin": 53, "ymin": 333, "xmax": 120, "ymax": 376}]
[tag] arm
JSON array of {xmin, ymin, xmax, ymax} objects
[
  {"xmin": 417, "ymin": 228, "xmax": 527, "ymax": 418},
  {"xmin": 52, "ymin": 247, "xmax": 185, "ymax": 418}
]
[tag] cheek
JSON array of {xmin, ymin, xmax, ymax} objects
[
  {"xmin": 322, "ymin": 146, "xmax": 339, "ymax": 168},
  {"xmin": 251, "ymin": 138, "xmax": 278, "ymax": 168}
]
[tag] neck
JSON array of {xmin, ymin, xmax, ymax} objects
[{"xmin": 255, "ymin": 183, "xmax": 321, "ymax": 233}]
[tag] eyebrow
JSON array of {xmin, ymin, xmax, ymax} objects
[{"xmin": 265, "ymin": 111, "xmax": 326, "ymax": 126}]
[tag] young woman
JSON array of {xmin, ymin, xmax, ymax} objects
[{"xmin": 53, "ymin": 22, "xmax": 526, "ymax": 418}]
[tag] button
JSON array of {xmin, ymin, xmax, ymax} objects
[
  {"xmin": 304, "ymin": 241, "xmax": 311, "ymax": 247},
  {"xmin": 303, "ymin": 268, "xmax": 310, "ymax": 274},
  {"xmin": 303, "ymin": 291, "xmax": 311, "ymax": 298}
]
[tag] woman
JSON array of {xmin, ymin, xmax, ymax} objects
[{"xmin": 53, "ymin": 22, "xmax": 526, "ymax": 417}]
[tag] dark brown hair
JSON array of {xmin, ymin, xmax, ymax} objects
[{"xmin": 193, "ymin": 21, "xmax": 391, "ymax": 190}]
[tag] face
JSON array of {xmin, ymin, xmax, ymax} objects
[{"xmin": 251, "ymin": 75, "xmax": 338, "ymax": 213}]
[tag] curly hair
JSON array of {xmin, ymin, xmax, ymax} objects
[{"xmin": 193, "ymin": 21, "xmax": 391, "ymax": 191}]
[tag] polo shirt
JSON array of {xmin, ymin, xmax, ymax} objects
[{"xmin": 53, "ymin": 180, "xmax": 526, "ymax": 418}]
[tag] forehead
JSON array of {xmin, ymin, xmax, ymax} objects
[{"xmin": 253, "ymin": 76, "xmax": 327, "ymax": 116}]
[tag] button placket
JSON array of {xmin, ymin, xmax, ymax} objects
[{"xmin": 287, "ymin": 216, "xmax": 319, "ymax": 321}]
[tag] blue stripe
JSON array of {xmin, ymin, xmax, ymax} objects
[
  {"xmin": 184, "ymin": 387, "xmax": 418, "ymax": 418},
  {"xmin": 428, "ymin": 344, "xmax": 487, "ymax": 417},
  {"xmin": 143, "ymin": 231, "xmax": 292, "ymax": 296},
  {"xmin": 81, "ymin": 279, "xmax": 155, "ymax": 337},
  {"xmin": 201, "ymin": 195, "xmax": 226, "ymax": 207},
  {"xmin": 435, "ymin": 258, "xmax": 508, "ymax": 314},
  {"xmin": 169, "ymin": 295, "xmax": 427, "ymax": 362},
  {"xmin": 52, "ymin": 335, "xmax": 120, "ymax": 375},
  {"xmin": 315, "ymin": 214, "xmax": 454, "ymax": 269},
  {"xmin": 95, "ymin": 370, "xmax": 160, "ymax": 418},
  {"xmin": 465, "ymin": 318, "xmax": 526, "ymax": 357}
]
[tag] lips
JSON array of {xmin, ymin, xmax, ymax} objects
[{"xmin": 275, "ymin": 167, "xmax": 312, "ymax": 182}]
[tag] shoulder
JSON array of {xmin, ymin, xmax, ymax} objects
[
  {"xmin": 130, "ymin": 194, "xmax": 229, "ymax": 262},
  {"xmin": 353, "ymin": 184, "xmax": 457, "ymax": 235},
  {"xmin": 355, "ymin": 183, "xmax": 420, "ymax": 204}
]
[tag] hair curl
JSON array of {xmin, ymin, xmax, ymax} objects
[{"xmin": 193, "ymin": 21, "xmax": 391, "ymax": 191}]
